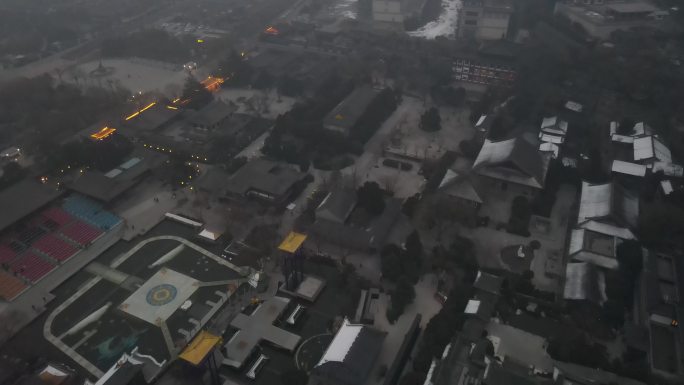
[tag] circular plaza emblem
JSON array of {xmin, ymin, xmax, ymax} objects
[{"xmin": 146, "ymin": 284, "xmax": 178, "ymax": 306}]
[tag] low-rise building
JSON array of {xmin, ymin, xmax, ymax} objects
[
  {"xmin": 634, "ymin": 252, "xmax": 684, "ymax": 382},
  {"xmin": 457, "ymin": 0, "xmax": 514, "ymax": 41},
  {"xmin": 472, "ymin": 136, "xmax": 552, "ymax": 194},
  {"xmin": 453, "ymin": 40, "xmax": 518, "ymax": 88},
  {"xmin": 188, "ymin": 99, "xmax": 235, "ymax": 130},
  {"xmin": 323, "ymin": 86, "xmax": 380, "ymax": 136},
  {"xmin": 554, "ymin": 0, "xmax": 668, "ymax": 40},
  {"xmin": 224, "ymin": 159, "xmax": 308, "ymax": 205},
  {"xmin": 309, "ymin": 318, "xmax": 386, "ymax": 385},
  {"xmin": 576, "ymin": 181, "xmax": 639, "ymax": 240}
]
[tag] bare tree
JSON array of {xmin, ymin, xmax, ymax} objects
[{"xmin": 379, "ymin": 172, "xmax": 400, "ymax": 195}]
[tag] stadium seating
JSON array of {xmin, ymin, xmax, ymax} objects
[
  {"xmin": 33, "ymin": 234, "xmax": 77, "ymax": 262},
  {"xmin": 41, "ymin": 207, "xmax": 74, "ymax": 227},
  {"xmin": 60, "ymin": 221, "xmax": 103, "ymax": 246},
  {"xmin": 0, "ymin": 244, "xmax": 17, "ymax": 265},
  {"xmin": 10, "ymin": 252, "xmax": 56, "ymax": 283},
  {"xmin": 16, "ymin": 226, "xmax": 47, "ymax": 246},
  {"xmin": 0, "ymin": 271, "xmax": 27, "ymax": 301},
  {"xmin": 62, "ymin": 195, "xmax": 121, "ymax": 230}
]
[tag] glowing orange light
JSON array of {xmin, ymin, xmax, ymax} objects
[
  {"xmin": 197, "ymin": 39, "xmax": 204, "ymax": 43},
  {"xmin": 124, "ymin": 102, "xmax": 157, "ymax": 121},
  {"xmin": 140, "ymin": 102, "xmax": 156, "ymax": 112},
  {"xmin": 90, "ymin": 126, "xmax": 117, "ymax": 140},
  {"xmin": 166, "ymin": 105, "xmax": 178, "ymax": 110},
  {"xmin": 201, "ymin": 76, "xmax": 224, "ymax": 92},
  {"xmin": 264, "ymin": 26, "xmax": 279, "ymax": 35},
  {"xmin": 172, "ymin": 98, "xmax": 181, "ymax": 103},
  {"xmin": 125, "ymin": 111, "xmax": 140, "ymax": 121}
]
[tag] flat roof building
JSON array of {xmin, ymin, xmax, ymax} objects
[
  {"xmin": 457, "ymin": 0, "xmax": 514, "ymax": 41},
  {"xmin": 68, "ymin": 148, "xmax": 168, "ymax": 203},
  {"xmin": 224, "ymin": 159, "xmax": 307, "ymax": 204},
  {"xmin": 323, "ymin": 86, "xmax": 380, "ymax": 136},
  {"xmin": 188, "ymin": 100, "xmax": 236, "ymax": 130},
  {"xmin": 554, "ymin": 0, "xmax": 668, "ymax": 40},
  {"xmin": 223, "ymin": 296, "xmax": 301, "ymax": 368}
]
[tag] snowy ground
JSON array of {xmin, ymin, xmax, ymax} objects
[
  {"xmin": 329, "ymin": 0, "xmax": 357, "ymax": 19},
  {"xmin": 407, "ymin": 0, "xmax": 461, "ymax": 39},
  {"xmin": 67, "ymin": 58, "xmax": 187, "ymax": 96},
  {"xmin": 215, "ymin": 88, "xmax": 297, "ymax": 119}
]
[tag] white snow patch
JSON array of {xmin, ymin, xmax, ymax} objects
[
  {"xmin": 331, "ymin": 0, "xmax": 358, "ymax": 19},
  {"xmin": 407, "ymin": 0, "xmax": 462, "ymax": 39}
]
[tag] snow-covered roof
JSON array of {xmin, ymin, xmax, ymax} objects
[
  {"xmin": 565, "ymin": 101, "xmax": 583, "ymax": 113},
  {"xmin": 578, "ymin": 182, "xmax": 614, "ymax": 223},
  {"xmin": 473, "ymin": 138, "xmax": 551, "ymax": 189},
  {"xmin": 632, "ymin": 122, "xmax": 652, "ymax": 137},
  {"xmin": 317, "ymin": 318, "xmax": 363, "ymax": 366},
  {"xmin": 475, "ymin": 114, "xmax": 487, "ymax": 128},
  {"xmin": 577, "ymin": 181, "xmax": 639, "ymax": 228},
  {"xmin": 540, "ymin": 118, "xmax": 568, "ymax": 137},
  {"xmin": 651, "ymin": 162, "xmax": 684, "ymax": 177},
  {"xmin": 661, "ymin": 180, "xmax": 674, "ymax": 195},
  {"xmin": 633, "ymin": 136, "xmax": 671, "ymax": 162},
  {"xmin": 439, "ymin": 169, "xmax": 459, "ymax": 189},
  {"xmin": 539, "ymin": 142, "xmax": 559, "ymax": 159},
  {"xmin": 579, "ymin": 220, "xmax": 636, "ymax": 240},
  {"xmin": 439, "ymin": 171, "xmax": 483, "ymax": 204},
  {"xmin": 609, "ymin": 121, "xmax": 618, "ymax": 136},
  {"xmin": 611, "ymin": 134, "xmax": 634, "ymax": 144},
  {"xmin": 611, "ymin": 160, "xmax": 647, "ymax": 177},
  {"xmin": 465, "ymin": 299, "xmax": 481, "ymax": 314},
  {"xmin": 539, "ymin": 132, "xmax": 565, "ymax": 144},
  {"xmin": 541, "ymin": 116, "xmax": 558, "ymax": 129},
  {"xmin": 563, "ymin": 262, "xmax": 607, "ymax": 303}
]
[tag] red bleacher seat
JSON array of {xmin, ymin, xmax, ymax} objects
[
  {"xmin": 10, "ymin": 252, "xmax": 56, "ymax": 283},
  {"xmin": 60, "ymin": 221, "xmax": 102, "ymax": 246},
  {"xmin": 41, "ymin": 207, "xmax": 73, "ymax": 227},
  {"xmin": 33, "ymin": 234, "xmax": 77, "ymax": 262},
  {"xmin": 0, "ymin": 271, "xmax": 27, "ymax": 301},
  {"xmin": 0, "ymin": 244, "xmax": 17, "ymax": 264}
]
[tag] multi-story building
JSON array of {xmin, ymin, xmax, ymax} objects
[
  {"xmin": 554, "ymin": 0, "xmax": 668, "ymax": 40},
  {"xmin": 453, "ymin": 40, "xmax": 518, "ymax": 87},
  {"xmin": 371, "ymin": 0, "xmax": 427, "ymax": 30},
  {"xmin": 457, "ymin": 0, "xmax": 514, "ymax": 41}
]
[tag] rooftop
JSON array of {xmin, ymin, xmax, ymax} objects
[
  {"xmin": 473, "ymin": 137, "xmax": 551, "ymax": 189},
  {"xmin": 563, "ymin": 262, "xmax": 607, "ymax": 304},
  {"xmin": 606, "ymin": 2, "xmax": 659, "ymax": 14},
  {"xmin": 577, "ymin": 181, "xmax": 639, "ymax": 229},
  {"xmin": 0, "ymin": 179, "xmax": 63, "ymax": 233},
  {"xmin": 313, "ymin": 318, "xmax": 386, "ymax": 385},
  {"xmin": 633, "ymin": 135, "xmax": 671, "ymax": 163},
  {"xmin": 224, "ymin": 296, "xmax": 300, "ymax": 367},
  {"xmin": 323, "ymin": 86, "xmax": 379, "ymax": 132},
  {"xmin": 188, "ymin": 100, "xmax": 236, "ymax": 128},
  {"xmin": 316, "ymin": 189, "xmax": 357, "ymax": 224},
  {"xmin": 122, "ymin": 102, "xmax": 180, "ymax": 132},
  {"xmin": 612, "ymin": 160, "xmax": 647, "ymax": 177},
  {"xmin": 68, "ymin": 148, "xmax": 168, "ymax": 202},
  {"xmin": 224, "ymin": 159, "xmax": 306, "ymax": 198},
  {"xmin": 438, "ymin": 170, "xmax": 483, "ymax": 204},
  {"xmin": 119, "ymin": 268, "xmax": 199, "ymax": 325}
]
